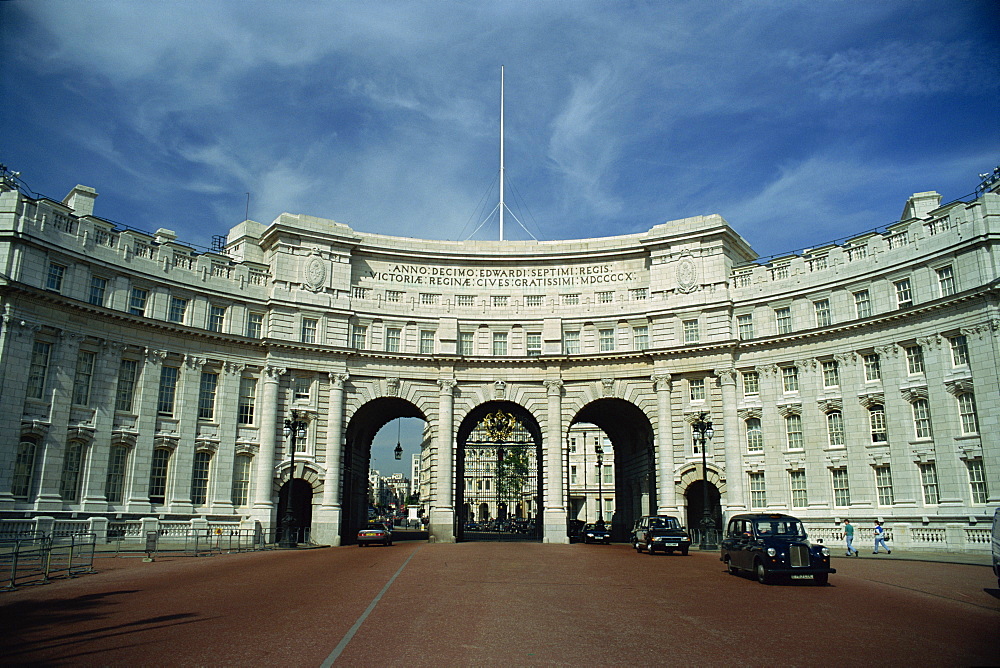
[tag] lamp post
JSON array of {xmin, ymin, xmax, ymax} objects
[
  {"xmin": 281, "ymin": 410, "xmax": 308, "ymax": 548},
  {"xmin": 693, "ymin": 412, "xmax": 716, "ymax": 550},
  {"xmin": 595, "ymin": 441, "xmax": 605, "ymax": 526}
]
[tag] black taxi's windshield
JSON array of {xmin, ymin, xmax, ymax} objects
[
  {"xmin": 649, "ymin": 517, "xmax": 680, "ymax": 529},
  {"xmin": 754, "ymin": 519, "xmax": 805, "ymax": 537}
]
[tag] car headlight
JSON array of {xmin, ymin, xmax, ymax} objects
[
  {"xmin": 821, "ymin": 547, "xmax": 830, "ymax": 556},
  {"xmin": 766, "ymin": 547, "xmax": 777, "ymax": 557}
]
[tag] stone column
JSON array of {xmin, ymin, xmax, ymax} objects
[
  {"xmin": 0, "ymin": 317, "xmax": 37, "ymax": 508},
  {"xmin": 35, "ymin": 331, "xmax": 84, "ymax": 510},
  {"xmin": 716, "ymin": 367, "xmax": 745, "ymax": 512},
  {"xmin": 126, "ymin": 348, "xmax": 166, "ymax": 511},
  {"xmin": 652, "ymin": 373, "xmax": 677, "ymax": 514},
  {"xmin": 429, "ymin": 378, "xmax": 456, "ymax": 543},
  {"xmin": 80, "ymin": 342, "xmax": 125, "ymax": 510},
  {"xmin": 252, "ymin": 365, "xmax": 285, "ymax": 520},
  {"xmin": 542, "ymin": 379, "xmax": 567, "ymax": 543},
  {"xmin": 315, "ymin": 371, "xmax": 348, "ymax": 546}
]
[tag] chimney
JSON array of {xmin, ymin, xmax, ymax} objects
[{"xmin": 63, "ymin": 185, "xmax": 98, "ymax": 217}]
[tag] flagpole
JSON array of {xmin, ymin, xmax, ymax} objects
[{"xmin": 499, "ymin": 65, "xmax": 505, "ymax": 242}]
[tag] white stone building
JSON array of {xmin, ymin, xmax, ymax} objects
[{"xmin": 0, "ymin": 169, "xmax": 996, "ymax": 552}]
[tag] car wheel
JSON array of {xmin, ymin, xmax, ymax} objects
[
  {"xmin": 755, "ymin": 559, "xmax": 771, "ymax": 585},
  {"xmin": 647, "ymin": 542, "xmax": 656, "ymax": 555},
  {"xmin": 814, "ymin": 573, "xmax": 829, "ymax": 586},
  {"xmin": 726, "ymin": 558, "xmax": 739, "ymax": 575},
  {"xmin": 359, "ymin": 542, "xmax": 365, "ymax": 547},
  {"xmin": 634, "ymin": 541, "xmax": 643, "ymax": 553}
]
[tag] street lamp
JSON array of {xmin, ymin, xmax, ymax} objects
[
  {"xmin": 281, "ymin": 410, "xmax": 308, "ymax": 548},
  {"xmin": 693, "ymin": 412, "xmax": 716, "ymax": 550},
  {"xmin": 595, "ymin": 441, "xmax": 605, "ymax": 526},
  {"xmin": 394, "ymin": 419, "xmax": 403, "ymax": 460}
]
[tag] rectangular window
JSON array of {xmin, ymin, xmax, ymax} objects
[
  {"xmin": 148, "ymin": 448, "xmax": 170, "ymax": 504},
  {"xmin": 385, "ymin": 327, "xmax": 401, "ymax": 353},
  {"xmin": 742, "ymin": 371, "xmax": 759, "ymax": 396},
  {"xmin": 27, "ymin": 340, "xmax": 52, "ymax": 400},
  {"xmin": 958, "ymin": 392, "xmax": 979, "ymax": 434},
  {"xmin": 832, "ymin": 468, "xmax": 851, "ymax": 506},
  {"xmin": 526, "ymin": 333, "xmax": 542, "ymax": 356},
  {"xmin": 105, "ymin": 445, "xmax": 128, "ymax": 504},
  {"xmin": 603, "ymin": 464, "xmax": 613, "ymax": 484},
  {"xmin": 967, "ymin": 460, "xmax": 988, "ymax": 504},
  {"xmin": 905, "ymin": 345, "xmax": 924, "ymax": 374},
  {"xmin": 459, "ymin": 331, "xmax": 474, "ymax": 356},
  {"xmin": 456, "ymin": 294, "xmax": 474, "ymax": 307},
  {"xmin": 208, "ymin": 305, "xmax": 226, "ymax": 332},
  {"xmin": 420, "ymin": 330, "xmax": 435, "ymax": 354},
  {"xmin": 597, "ymin": 291, "xmax": 614, "ymax": 304},
  {"xmin": 785, "ymin": 414, "xmax": 803, "ymax": 450},
  {"xmin": 863, "ymin": 353, "xmax": 882, "ymax": 381},
  {"xmin": 300, "ymin": 318, "xmax": 318, "ymax": 344},
  {"xmin": 912, "ymin": 399, "xmax": 932, "ymax": 439},
  {"xmin": 570, "ymin": 465, "xmax": 578, "ymax": 485},
  {"xmin": 525, "ymin": 295, "xmax": 543, "ymax": 307},
  {"xmin": 599, "ymin": 328, "xmax": 615, "ymax": 352},
  {"xmin": 875, "ymin": 466, "xmax": 894, "ymax": 505},
  {"xmin": 772, "ymin": 264, "xmax": 789, "ymax": 280},
  {"xmin": 352, "ymin": 287, "xmax": 370, "ymax": 300},
  {"xmin": 790, "ymin": 470, "xmax": 807, "ymax": 508},
  {"xmin": 689, "ymin": 378, "xmax": 706, "ymax": 401},
  {"xmin": 632, "ymin": 325, "xmax": 649, "ymax": 351},
  {"xmin": 562, "ymin": 294, "xmax": 579, "ymax": 306},
  {"xmin": 919, "ymin": 463, "xmax": 939, "ymax": 505},
  {"xmin": 749, "ymin": 472, "xmax": 766, "ymax": 508},
  {"xmin": 115, "ymin": 359, "xmax": 139, "ymax": 412},
  {"xmin": 949, "ymin": 335, "xmax": 969, "ymax": 366},
  {"xmin": 822, "ymin": 360, "xmax": 840, "ymax": 387},
  {"xmin": 854, "ymin": 290, "xmax": 872, "ymax": 318},
  {"xmin": 157, "ymin": 366, "xmax": 179, "ymax": 416},
  {"xmin": 190, "ymin": 451, "xmax": 211, "ymax": 506},
  {"xmin": 894, "ymin": 278, "xmax": 913, "ymax": 308},
  {"xmin": 246, "ymin": 312, "xmax": 264, "ymax": 338},
  {"xmin": 46, "ymin": 262, "xmax": 66, "ymax": 291},
  {"xmin": 352, "ymin": 325, "xmax": 367, "ymax": 349},
  {"xmin": 630, "ymin": 288, "xmax": 648, "ymax": 301},
  {"xmin": 232, "ymin": 454, "xmax": 252, "ymax": 506},
  {"xmin": 492, "ymin": 332, "xmax": 508, "ymax": 356},
  {"xmin": 563, "ymin": 331, "xmax": 580, "ymax": 354},
  {"xmin": 387, "ymin": 290, "xmax": 404, "ymax": 303},
  {"xmin": 491, "ymin": 295, "xmax": 507, "ymax": 307},
  {"xmin": 737, "ymin": 314, "xmax": 754, "ymax": 340},
  {"xmin": 775, "ymin": 307, "xmax": 792, "ymax": 334},
  {"xmin": 237, "ymin": 377, "xmax": 257, "ymax": 425},
  {"xmin": 937, "ymin": 265, "xmax": 955, "ymax": 297},
  {"xmin": 782, "ymin": 366, "xmax": 799, "ymax": 393},
  {"xmin": 814, "ymin": 299, "xmax": 831, "ymax": 327},
  {"xmin": 293, "ymin": 377, "xmax": 311, "ymax": 401},
  {"xmin": 59, "ymin": 441, "xmax": 84, "ymax": 502},
  {"xmin": 168, "ymin": 297, "xmax": 188, "ymax": 324},
  {"xmin": 128, "ymin": 287, "xmax": 148, "ymax": 316},
  {"xmin": 683, "ymin": 319, "xmax": 700, "ymax": 343},
  {"xmin": 198, "ymin": 371, "xmax": 218, "ymax": 420},
  {"xmin": 89, "ymin": 276, "xmax": 108, "ymax": 306},
  {"xmin": 72, "ymin": 351, "xmax": 96, "ymax": 405}
]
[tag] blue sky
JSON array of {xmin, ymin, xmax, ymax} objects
[{"xmin": 3, "ymin": 1, "xmax": 997, "ymax": 475}]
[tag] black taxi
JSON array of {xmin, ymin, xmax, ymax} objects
[{"xmin": 720, "ymin": 513, "xmax": 835, "ymax": 585}]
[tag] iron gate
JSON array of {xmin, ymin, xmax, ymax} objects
[{"xmin": 457, "ymin": 410, "xmax": 542, "ymax": 541}]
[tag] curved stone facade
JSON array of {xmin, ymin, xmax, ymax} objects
[{"xmin": 1, "ymin": 178, "xmax": 997, "ymax": 552}]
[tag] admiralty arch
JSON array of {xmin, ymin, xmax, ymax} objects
[{"xmin": 0, "ymin": 173, "xmax": 997, "ymax": 552}]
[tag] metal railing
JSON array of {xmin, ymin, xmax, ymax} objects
[{"xmin": 2, "ymin": 533, "xmax": 96, "ymax": 591}]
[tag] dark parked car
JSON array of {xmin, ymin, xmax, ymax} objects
[
  {"xmin": 720, "ymin": 513, "xmax": 835, "ymax": 585},
  {"xmin": 631, "ymin": 515, "xmax": 691, "ymax": 555},
  {"xmin": 357, "ymin": 522, "xmax": 393, "ymax": 547},
  {"xmin": 580, "ymin": 522, "xmax": 612, "ymax": 544}
]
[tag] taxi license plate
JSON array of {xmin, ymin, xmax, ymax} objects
[
  {"xmin": 790, "ymin": 574, "xmax": 813, "ymax": 579},
  {"xmin": 664, "ymin": 543, "xmax": 678, "ymax": 547}
]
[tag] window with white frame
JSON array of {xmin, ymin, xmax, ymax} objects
[
  {"xmin": 421, "ymin": 293, "xmax": 440, "ymax": 306},
  {"xmin": 420, "ymin": 330, "xmax": 435, "ymax": 354},
  {"xmin": 46, "ymin": 262, "xmax": 66, "ymax": 292},
  {"xmin": 385, "ymin": 327, "xmax": 401, "ymax": 353},
  {"xmin": 869, "ymin": 404, "xmax": 887, "ymax": 442},
  {"xmin": 190, "ymin": 451, "xmax": 212, "ymax": 506},
  {"xmin": 598, "ymin": 328, "xmax": 615, "ymax": 352},
  {"xmin": 749, "ymin": 472, "xmax": 766, "ymax": 508},
  {"xmin": 790, "ymin": 470, "xmax": 807, "ymax": 507},
  {"xmin": 491, "ymin": 295, "xmax": 507, "ymax": 307},
  {"xmin": 832, "ymin": 468, "xmax": 851, "ymax": 506},
  {"xmin": 936, "ymin": 265, "xmax": 955, "ymax": 297},
  {"xmin": 198, "ymin": 371, "xmax": 219, "ymax": 420},
  {"xmin": 59, "ymin": 440, "xmax": 86, "ymax": 502},
  {"xmin": 492, "ymin": 332, "xmax": 508, "ymax": 356},
  {"xmin": 597, "ymin": 291, "xmax": 614, "ymax": 304},
  {"xmin": 525, "ymin": 295, "xmax": 543, "ymax": 307},
  {"xmin": 387, "ymin": 290, "xmax": 404, "ymax": 303},
  {"xmin": 912, "ymin": 399, "xmax": 932, "ymax": 439},
  {"xmin": 237, "ymin": 377, "xmax": 257, "ymax": 425},
  {"xmin": 782, "ymin": 366, "xmax": 799, "ymax": 393},
  {"xmin": 919, "ymin": 463, "xmax": 939, "ymax": 504},
  {"xmin": 772, "ymin": 263, "xmax": 789, "ymax": 280},
  {"xmin": 683, "ymin": 319, "xmax": 700, "ymax": 343},
  {"xmin": 351, "ymin": 324, "xmax": 367, "ymax": 349},
  {"xmin": 208, "ymin": 305, "xmax": 226, "ymax": 332},
  {"xmin": 12, "ymin": 438, "xmax": 38, "ymax": 499},
  {"xmin": 785, "ymin": 414, "xmax": 803, "ymax": 450},
  {"xmin": 104, "ymin": 444, "xmax": 128, "ymax": 503},
  {"xmin": 957, "ymin": 392, "xmax": 979, "ymax": 434},
  {"xmin": 232, "ymin": 454, "xmax": 252, "ymax": 506},
  {"xmin": 863, "ymin": 353, "xmax": 881, "ymax": 381},
  {"xmin": 630, "ymin": 288, "xmax": 648, "ymax": 301},
  {"xmin": 246, "ymin": 312, "xmax": 264, "ymax": 338},
  {"xmin": 742, "ymin": 371, "xmax": 759, "ymax": 396},
  {"xmin": 570, "ymin": 465, "xmax": 578, "ymax": 485},
  {"xmin": 745, "ymin": 418, "xmax": 763, "ymax": 452},
  {"xmin": 157, "ymin": 366, "xmax": 179, "ymax": 416},
  {"xmin": 27, "ymin": 340, "xmax": 53, "ymax": 400},
  {"xmin": 300, "ymin": 317, "xmax": 318, "ymax": 344},
  {"xmin": 563, "ymin": 330, "xmax": 580, "ymax": 354},
  {"xmin": 737, "ymin": 314, "xmax": 754, "ymax": 340},
  {"xmin": 814, "ymin": 299, "xmax": 832, "ymax": 327},
  {"xmin": 293, "ymin": 377, "xmax": 311, "ymax": 401},
  {"xmin": 72, "ymin": 350, "xmax": 96, "ymax": 406},
  {"xmin": 526, "ymin": 333, "xmax": 541, "ymax": 356},
  {"xmin": 875, "ymin": 465, "xmax": 894, "ymax": 505},
  {"xmin": 854, "ymin": 290, "xmax": 872, "ymax": 318},
  {"xmin": 775, "ymin": 307, "xmax": 792, "ymax": 334},
  {"xmin": 459, "ymin": 331, "xmax": 474, "ymax": 356},
  {"xmin": 89, "ymin": 276, "xmax": 108, "ymax": 306},
  {"xmin": 128, "ymin": 287, "xmax": 148, "ymax": 316},
  {"xmin": 689, "ymin": 378, "xmax": 706, "ymax": 402},
  {"xmin": 352, "ymin": 287, "xmax": 370, "ymax": 300},
  {"xmin": 115, "ymin": 359, "xmax": 139, "ymax": 413},
  {"xmin": 894, "ymin": 278, "xmax": 913, "ymax": 308},
  {"xmin": 905, "ymin": 345, "xmax": 924, "ymax": 374},
  {"xmin": 562, "ymin": 294, "xmax": 579, "ymax": 306},
  {"xmin": 148, "ymin": 448, "xmax": 171, "ymax": 504},
  {"xmin": 168, "ymin": 297, "xmax": 188, "ymax": 324},
  {"xmin": 821, "ymin": 360, "xmax": 840, "ymax": 387},
  {"xmin": 949, "ymin": 335, "xmax": 969, "ymax": 366},
  {"xmin": 967, "ymin": 459, "xmax": 988, "ymax": 504},
  {"xmin": 632, "ymin": 325, "xmax": 648, "ymax": 350}
]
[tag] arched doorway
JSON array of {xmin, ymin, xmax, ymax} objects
[
  {"xmin": 684, "ymin": 479, "xmax": 723, "ymax": 544},
  {"xmin": 276, "ymin": 479, "xmax": 313, "ymax": 544},
  {"xmin": 456, "ymin": 402, "xmax": 542, "ymax": 542}
]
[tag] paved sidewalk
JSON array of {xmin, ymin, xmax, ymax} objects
[{"xmin": 692, "ymin": 545, "xmax": 993, "ymax": 566}]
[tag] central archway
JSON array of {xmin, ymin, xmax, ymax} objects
[{"xmin": 456, "ymin": 401, "xmax": 543, "ymax": 542}]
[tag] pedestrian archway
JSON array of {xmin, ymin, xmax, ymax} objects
[
  {"xmin": 276, "ymin": 478, "xmax": 314, "ymax": 544},
  {"xmin": 684, "ymin": 476, "xmax": 723, "ymax": 545}
]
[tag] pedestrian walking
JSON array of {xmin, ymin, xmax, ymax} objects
[
  {"xmin": 873, "ymin": 520, "xmax": 891, "ymax": 554},
  {"xmin": 844, "ymin": 519, "xmax": 859, "ymax": 557}
]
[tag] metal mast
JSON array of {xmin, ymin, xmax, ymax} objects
[{"xmin": 499, "ymin": 65, "xmax": 505, "ymax": 241}]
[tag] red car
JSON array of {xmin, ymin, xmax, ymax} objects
[{"xmin": 357, "ymin": 523, "xmax": 393, "ymax": 547}]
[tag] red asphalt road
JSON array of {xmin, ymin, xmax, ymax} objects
[{"xmin": 2, "ymin": 542, "xmax": 998, "ymax": 667}]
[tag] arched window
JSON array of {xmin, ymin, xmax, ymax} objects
[
  {"xmin": 745, "ymin": 418, "xmax": 763, "ymax": 453},
  {"xmin": 868, "ymin": 405, "xmax": 887, "ymax": 442},
  {"xmin": 105, "ymin": 444, "xmax": 129, "ymax": 504},
  {"xmin": 231, "ymin": 454, "xmax": 252, "ymax": 507},
  {"xmin": 11, "ymin": 437, "xmax": 38, "ymax": 499},
  {"xmin": 59, "ymin": 440, "xmax": 86, "ymax": 503},
  {"xmin": 826, "ymin": 411, "xmax": 845, "ymax": 447},
  {"xmin": 149, "ymin": 448, "xmax": 171, "ymax": 504},
  {"xmin": 190, "ymin": 451, "xmax": 212, "ymax": 506}
]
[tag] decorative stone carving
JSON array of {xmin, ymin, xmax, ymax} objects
[
  {"xmin": 917, "ymin": 335, "xmax": 942, "ymax": 350},
  {"xmin": 900, "ymin": 386, "xmax": 929, "ymax": 402},
  {"xmin": 144, "ymin": 348, "xmax": 168, "ymax": 365},
  {"xmin": 876, "ymin": 344, "xmax": 899, "ymax": 357},
  {"xmin": 714, "ymin": 367, "xmax": 737, "ymax": 385},
  {"xmin": 184, "ymin": 355, "xmax": 208, "ymax": 369},
  {"xmin": 494, "ymin": 380, "xmax": 506, "ymax": 399},
  {"xmin": 438, "ymin": 378, "xmax": 457, "ymax": 394},
  {"xmin": 543, "ymin": 379, "xmax": 564, "ymax": 396},
  {"xmin": 329, "ymin": 372, "xmax": 349, "ymax": 388},
  {"xmin": 601, "ymin": 378, "xmax": 615, "ymax": 397},
  {"xmin": 676, "ymin": 254, "xmax": 699, "ymax": 293},
  {"xmin": 943, "ymin": 378, "xmax": 974, "ymax": 396},
  {"xmin": 386, "ymin": 377, "xmax": 400, "ymax": 397},
  {"xmin": 651, "ymin": 373, "xmax": 671, "ymax": 391},
  {"xmin": 816, "ymin": 398, "xmax": 843, "ymax": 413},
  {"xmin": 263, "ymin": 365, "xmax": 287, "ymax": 380},
  {"xmin": 776, "ymin": 403, "xmax": 801, "ymax": 417},
  {"xmin": 302, "ymin": 250, "xmax": 328, "ymax": 293},
  {"xmin": 737, "ymin": 407, "xmax": 762, "ymax": 420},
  {"xmin": 857, "ymin": 393, "xmax": 885, "ymax": 408}
]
